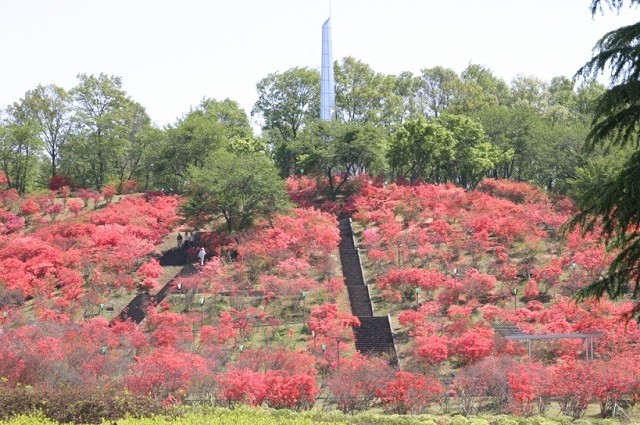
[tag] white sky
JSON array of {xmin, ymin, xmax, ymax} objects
[{"xmin": 1, "ymin": 0, "xmax": 638, "ymax": 130}]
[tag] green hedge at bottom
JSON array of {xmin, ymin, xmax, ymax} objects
[
  {"xmin": 1, "ymin": 406, "xmax": 624, "ymax": 425},
  {"xmin": 0, "ymin": 386, "xmax": 164, "ymax": 424}
]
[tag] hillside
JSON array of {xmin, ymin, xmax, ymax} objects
[
  {"xmin": 0, "ymin": 178, "xmax": 638, "ymax": 423},
  {"xmin": 348, "ymin": 178, "xmax": 639, "ymax": 418}
]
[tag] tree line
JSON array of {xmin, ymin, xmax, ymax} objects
[{"xmin": 0, "ymin": 61, "xmax": 609, "ymax": 199}]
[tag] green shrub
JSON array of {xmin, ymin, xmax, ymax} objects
[
  {"xmin": 468, "ymin": 418, "xmax": 490, "ymax": 425},
  {"xmin": 449, "ymin": 416, "xmax": 470, "ymax": 425},
  {"xmin": 0, "ymin": 386, "xmax": 164, "ymax": 424}
]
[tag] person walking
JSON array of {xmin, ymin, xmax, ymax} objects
[
  {"xmin": 176, "ymin": 233, "xmax": 183, "ymax": 248},
  {"xmin": 198, "ymin": 247, "xmax": 206, "ymax": 266}
]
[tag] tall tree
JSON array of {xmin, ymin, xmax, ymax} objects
[
  {"xmin": 474, "ymin": 104, "xmax": 545, "ymax": 181},
  {"xmin": 437, "ymin": 114, "xmax": 509, "ymax": 188},
  {"xmin": 456, "ymin": 64, "xmax": 510, "ymax": 114},
  {"xmin": 334, "ymin": 57, "xmax": 392, "ymax": 124},
  {"xmin": 568, "ymin": 0, "xmax": 640, "ymax": 320},
  {"xmin": 155, "ymin": 98, "xmax": 253, "ymax": 191},
  {"xmin": 0, "ymin": 116, "xmax": 41, "ymax": 193},
  {"xmin": 389, "ymin": 71, "xmax": 423, "ymax": 125},
  {"xmin": 181, "ymin": 150, "xmax": 289, "ymax": 233},
  {"xmin": 252, "ymin": 67, "xmax": 319, "ymax": 176},
  {"xmin": 387, "ymin": 117, "xmax": 456, "ymax": 183},
  {"xmin": 297, "ymin": 121, "xmax": 386, "ymax": 199},
  {"xmin": 510, "ymin": 75, "xmax": 548, "ymax": 111},
  {"xmin": 65, "ymin": 73, "xmax": 135, "ymax": 189},
  {"xmin": 110, "ymin": 100, "xmax": 153, "ymax": 187},
  {"xmin": 10, "ymin": 84, "xmax": 71, "ymax": 177},
  {"xmin": 416, "ymin": 67, "xmax": 461, "ymax": 118}
]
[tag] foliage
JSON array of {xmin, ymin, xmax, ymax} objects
[
  {"xmin": 334, "ymin": 56, "xmax": 395, "ymax": 124},
  {"xmin": 182, "ymin": 150, "xmax": 290, "ymax": 233},
  {"xmin": 325, "ymin": 355, "xmax": 394, "ymax": 414},
  {"xmin": 252, "ymin": 67, "xmax": 320, "ymax": 177},
  {"xmin": 63, "ymin": 73, "xmax": 151, "ymax": 190},
  {"xmin": 296, "ymin": 121, "xmax": 387, "ymax": 200},
  {"xmin": 569, "ymin": 0, "xmax": 640, "ymax": 320},
  {"xmin": 47, "ymin": 175, "xmax": 74, "ymax": 191},
  {"xmin": 0, "ymin": 386, "xmax": 163, "ymax": 424},
  {"xmin": 126, "ymin": 347, "xmax": 213, "ymax": 400},
  {"xmin": 9, "ymin": 84, "xmax": 72, "ymax": 178},
  {"xmin": 154, "ymin": 98, "xmax": 255, "ymax": 191},
  {"xmin": 377, "ymin": 371, "xmax": 443, "ymax": 414},
  {"xmin": 388, "ymin": 117, "xmax": 456, "ymax": 183}
]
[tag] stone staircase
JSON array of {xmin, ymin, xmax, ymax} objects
[
  {"xmin": 112, "ymin": 236, "xmax": 200, "ymax": 325},
  {"xmin": 354, "ymin": 316, "xmax": 396, "ymax": 358},
  {"xmin": 338, "ymin": 217, "xmax": 398, "ymax": 367},
  {"xmin": 347, "ymin": 285, "xmax": 373, "ymax": 317}
]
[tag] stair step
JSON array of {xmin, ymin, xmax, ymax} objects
[
  {"xmin": 354, "ymin": 317, "xmax": 396, "ymax": 357},
  {"xmin": 112, "ymin": 239, "xmax": 200, "ymax": 326},
  {"xmin": 347, "ymin": 286, "xmax": 373, "ymax": 316},
  {"xmin": 338, "ymin": 217, "xmax": 398, "ymax": 367}
]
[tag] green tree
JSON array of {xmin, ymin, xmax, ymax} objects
[
  {"xmin": 252, "ymin": 67, "xmax": 319, "ymax": 176},
  {"xmin": 111, "ymin": 100, "xmax": 153, "ymax": 187},
  {"xmin": 134, "ymin": 126, "xmax": 164, "ymax": 191},
  {"xmin": 575, "ymin": 78, "xmax": 606, "ymax": 119},
  {"xmin": 387, "ymin": 117, "xmax": 456, "ymax": 183},
  {"xmin": 335, "ymin": 57, "xmax": 394, "ymax": 124},
  {"xmin": 474, "ymin": 104, "xmax": 546, "ymax": 181},
  {"xmin": 0, "ymin": 118, "xmax": 41, "ymax": 193},
  {"xmin": 11, "ymin": 84, "xmax": 72, "ymax": 177},
  {"xmin": 417, "ymin": 66, "xmax": 461, "ymax": 118},
  {"xmin": 438, "ymin": 114, "xmax": 509, "ymax": 188},
  {"xmin": 389, "ymin": 71, "xmax": 423, "ymax": 125},
  {"xmin": 297, "ymin": 121, "xmax": 386, "ymax": 200},
  {"xmin": 510, "ymin": 75, "xmax": 548, "ymax": 111},
  {"xmin": 455, "ymin": 64, "xmax": 510, "ymax": 114},
  {"xmin": 155, "ymin": 98, "xmax": 253, "ymax": 191},
  {"xmin": 568, "ymin": 0, "xmax": 640, "ymax": 319},
  {"xmin": 182, "ymin": 150, "xmax": 289, "ymax": 233},
  {"xmin": 65, "ymin": 73, "xmax": 141, "ymax": 189}
]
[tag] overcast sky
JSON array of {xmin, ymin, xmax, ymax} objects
[{"xmin": 1, "ymin": 0, "xmax": 638, "ymax": 129}]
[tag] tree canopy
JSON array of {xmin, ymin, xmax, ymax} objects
[
  {"xmin": 181, "ymin": 150, "xmax": 290, "ymax": 233},
  {"xmin": 569, "ymin": 0, "xmax": 640, "ymax": 320}
]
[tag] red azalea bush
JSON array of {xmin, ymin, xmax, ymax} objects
[{"xmin": 48, "ymin": 174, "xmax": 75, "ymax": 191}]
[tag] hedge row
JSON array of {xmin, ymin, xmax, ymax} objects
[
  {"xmin": 0, "ymin": 386, "xmax": 164, "ymax": 424},
  {"xmin": 0, "ymin": 404, "xmax": 624, "ymax": 425}
]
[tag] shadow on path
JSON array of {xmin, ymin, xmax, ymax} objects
[{"xmin": 111, "ymin": 235, "xmax": 203, "ymax": 326}]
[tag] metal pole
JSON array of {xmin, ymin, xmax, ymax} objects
[
  {"xmin": 200, "ymin": 297, "xmax": 205, "ymax": 326},
  {"xmin": 583, "ymin": 338, "xmax": 589, "ymax": 360}
]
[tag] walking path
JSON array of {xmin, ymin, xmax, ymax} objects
[
  {"xmin": 338, "ymin": 217, "xmax": 399, "ymax": 367},
  {"xmin": 111, "ymin": 234, "xmax": 201, "ymax": 325}
]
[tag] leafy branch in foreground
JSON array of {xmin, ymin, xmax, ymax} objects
[{"xmin": 570, "ymin": 0, "xmax": 640, "ymax": 319}]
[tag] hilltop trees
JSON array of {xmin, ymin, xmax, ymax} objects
[
  {"xmin": 0, "ymin": 116, "xmax": 41, "ymax": 193},
  {"xmin": 0, "ymin": 54, "xmax": 610, "ymax": 197},
  {"xmin": 156, "ymin": 98, "xmax": 256, "ymax": 191},
  {"xmin": 0, "ymin": 76, "xmax": 260, "ymax": 193},
  {"xmin": 388, "ymin": 117, "xmax": 456, "ymax": 183},
  {"xmin": 296, "ymin": 120, "xmax": 387, "ymax": 200},
  {"xmin": 64, "ymin": 73, "xmax": 151, "ymax": 190},
  {"xmin": 8, "ymin": 84, "xmax": 71, "ymax": 178},
  {"xmin": 252, "ymin": 67, "xmax": 320, "ymax": 177}
]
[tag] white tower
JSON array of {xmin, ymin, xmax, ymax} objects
[{"xmin": 320, "ymin": 17, "xmax": 335, "ymax": 121}]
